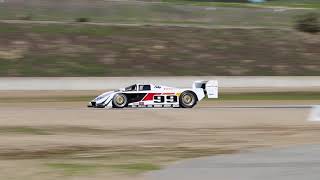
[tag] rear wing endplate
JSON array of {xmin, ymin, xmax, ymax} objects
[{"xmin": 193, "ymin": 80, "xmax": 218, "ymax": 98}]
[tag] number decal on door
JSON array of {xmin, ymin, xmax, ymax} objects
[
  {"xmin": 154, "ymin": 96, "xmax": 165, "ymax": 103},
  {"xmin": 166, "ymin": 95, "xmax": 178, "ymax": 103},
  {"xmin": 154, "ymin": 95, "xmax": 177, "ymax": 103}
]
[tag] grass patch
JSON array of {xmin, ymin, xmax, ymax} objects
[
  {"xmin": 0, "ymin": 126, "xmax": 51, "ymax": 135},
  {"xmin": 28, "ymin": 24, "xmax": 117, "ymax": 36},
  {"xmin": 162, "ymin": 0, "xmax": 259, "ymax": 8},
  {"xmin": 110, "ymin": 163, "xmax": 161, "ymax": 173},
  {"xmin": 46, "ymin": 163, "xmax": 100, "ymax": 175},
  {"xmin": 262, "ymin": 0, "xmax": 320, "ymax": 9},
  {"xmin": 0, "ymin": 0, "xmax": 316, "ymax": 27},
  {"xmin": 46, "ymin": 162, "xmax": 160, "ymax": 175},
  {"xmin": 161, "ymin": 0, "xmax": 320, "ymax": 9},
  {"xmin": 218, "ymin": 92, "xmax": 320, "ymax": 100}
]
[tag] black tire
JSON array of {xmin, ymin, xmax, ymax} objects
[
  {"xmin": 179, "ymin": 91, "xmax": 197, "ymax": 108},
  {"xmin": 112, "ymin": 93, "xmax": 128, "ymax": 108}
]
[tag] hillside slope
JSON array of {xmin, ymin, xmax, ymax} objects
[{"xmin": 0, "ymin": 23, "xmax": 319, "ymax": 76}]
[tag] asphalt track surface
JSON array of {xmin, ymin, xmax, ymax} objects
[
  {"xmin": 141, "ymin": 105, "xmax": 319, "ymax": 180},
  {"xmin": 148, "ymin": 144, "xmax": 320, "ymax": 180},
  {"xmin": 0, "ymin": 105, "xmax": 313, "ymax": 111}
]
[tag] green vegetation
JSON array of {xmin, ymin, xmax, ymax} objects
[
  {"xmin": 110, "ymin": 163, "xmax": 161, "ymax": 173},
  {"xmin": 47, "ymin": 163, "xmax": 100, "ymax": 175},
  {"xmin": 161, "ymin": 0, "xmax": 256, "ymax": 8},
  {"xmin": 263, "ymin": 0, "xmax": 320, "ymax": 9},
  {"xmin": 295, "ymin": 12, "xmax": 320, "ymax": 33},
  {"xmin": 0, "ymin": 0, "xmax": 317, "ymax": 27},
  {"xmin": 39, "ymin": 146, "xmax": 234, "ymax": 177},
  {"xmin": 0, "ymin": 23, "xmax": 319, "ymax": 76},
  {"xmin": 0, "ymin": 0, "xmax": 319, "ymax": 77},
  {"xmin": 0, "ymin": 126, "xmax": 51, "ymax": 135},
  {"xmin": 75, "ymin": 17, "xmax": 90, "ymax": 23},
  {"xmin": 161, "ymin": 0, "xmax": 320, "ymax": 8},
  {"xmin": 46, "ymin": 162, "xmax": 160, "ymax": 175}
]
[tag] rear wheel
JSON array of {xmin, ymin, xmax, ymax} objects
[
  {"xmin": 112, "ymin": 93, "xmax": 128, "ymax": 108},
  {"xmin": 179, "ymin": 91, "xmax": 197, "ymax": 108}
]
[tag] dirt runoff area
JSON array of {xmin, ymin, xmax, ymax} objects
[{"xmin": 0, "ymin": 91, "xmax": 320, "ymax": 180}]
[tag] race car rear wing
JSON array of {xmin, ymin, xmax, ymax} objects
[{"xmin": 192, "ymin": 80, "xmax": 218, "ymax": 98}]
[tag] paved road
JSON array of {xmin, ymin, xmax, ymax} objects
[
  {"xmin": 0, "ymin": 105, "xmax": 314, "ymax": 111},
  {"xmin": 148, "ymin": 144, "xmax": 320, "ymax": 180}
]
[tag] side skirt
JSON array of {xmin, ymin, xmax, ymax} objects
[{"xmin": 128, "ymin": 104, "xmax": 180, "ymax": 108}]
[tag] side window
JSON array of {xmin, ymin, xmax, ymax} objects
[{"xmin": 139, "ymin": 85, "xmax": 151, "ymax": 91}]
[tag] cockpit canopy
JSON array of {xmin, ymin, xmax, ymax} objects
[
  {"xmin": 125, "ymin": 84, "xmax": 137, "ymax": 91},
  {"xmin": 124, "ymin": 84, "xmax": 152, "ymax": 91}
]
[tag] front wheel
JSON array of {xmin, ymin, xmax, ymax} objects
[
  {"xmin": 112, "ymin": 93, "xmax": 128, "ymax": 108},
  {"xmin": 179, "ymin": 91, "xmax": 197, "ymax": 108}
]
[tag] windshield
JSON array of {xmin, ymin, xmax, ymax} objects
[{"xmin": 125, "ymin": 84, "xmax": 137, "ymax": 91}]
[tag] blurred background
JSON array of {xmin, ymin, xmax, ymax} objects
[
  {"xmin": 0, "ymin": 0, "xmax": 319, "ymax": 76},
  {"xmin": 0, "ymin": 1, "xmax": 320, "ymax": 180}
]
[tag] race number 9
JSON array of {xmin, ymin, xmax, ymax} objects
[
  {"xmin": 154, "ymin": 95, "xmax": 177, "ymax": 103},
  {"xmin": 166, "ymin": 95, "xmax": 178, "ymax": 103},
  {"xmin": 154, "ymin": 96, "xmax": 165, "ymax": 103}
]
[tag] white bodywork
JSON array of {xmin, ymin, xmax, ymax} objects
[{"xmin": 88, "ymin": 80, "xmax": 218, "ymax": 108}]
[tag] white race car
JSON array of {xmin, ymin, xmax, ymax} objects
[{"xmin": 88, "ymin": 80, "xmax": 218, "ymax": 108}]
